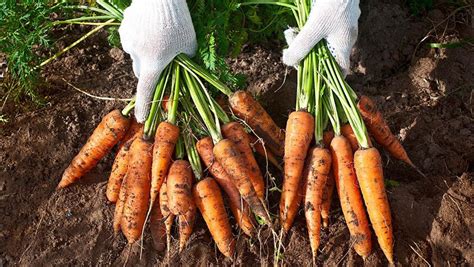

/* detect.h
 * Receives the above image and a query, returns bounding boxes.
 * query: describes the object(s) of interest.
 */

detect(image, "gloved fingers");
[130,53,141,78]
[134,64,165,123]
[284,28,298,46]
[326,25,358,76]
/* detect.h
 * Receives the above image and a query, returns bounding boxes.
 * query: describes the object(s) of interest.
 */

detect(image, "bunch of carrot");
[56,54,288,258]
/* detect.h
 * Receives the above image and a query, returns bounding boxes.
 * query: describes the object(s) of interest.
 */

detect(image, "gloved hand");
[119,0,197,122]
[282,0,360,76]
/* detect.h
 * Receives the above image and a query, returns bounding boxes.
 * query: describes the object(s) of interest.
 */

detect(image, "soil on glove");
[1,1,473,266]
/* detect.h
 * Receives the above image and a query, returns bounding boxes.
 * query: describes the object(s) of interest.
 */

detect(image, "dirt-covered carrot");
[116,119,141,151]
[330,136,372,258]
[357,95,415,169]
[305,147,331,261]
[196,137,255,237]
[248,134,281,170]
[113,175,128,234]
[150,198,166,252]
[159,180,174,252]
[106,124,143,203]
[214,139,272,224]
[280,111,314,232]
[120,137,153,243]
[193,178,235,258]
[178,206,196,252]
[229,90,285,157]
[341,123,359,152]
[150,121,180,206]
[167,160,194,216]
[58,109,130,188]
[222,122,265,201]
[321,131,335,227]
[354,147,394,263]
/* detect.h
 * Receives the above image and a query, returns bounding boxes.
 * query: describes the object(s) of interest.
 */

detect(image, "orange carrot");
[150,122,180,206]
[222,122,265,201]
[280,111,314,232]
[178,205,196,252]
[167,160,194,216]
[354,148,394,263]
[213,139,271,224]
[120,137,153,243]
[193,178,235,258]
[117,119,141,151]
[321,131,335,227]
[248,134,281,170]
[304,147,332,261]
[159,180,174,252]
[196,137,255,237]
[106,125,143,203]
[58,110,130,188]
[150,198,166,252]
[330,136,372,258]
[358,95,415,168]
[341,124,360,152]
[113,175,127,234]
[229,90,285,157]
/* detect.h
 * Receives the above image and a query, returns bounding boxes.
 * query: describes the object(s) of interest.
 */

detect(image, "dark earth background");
[1,0,473,266]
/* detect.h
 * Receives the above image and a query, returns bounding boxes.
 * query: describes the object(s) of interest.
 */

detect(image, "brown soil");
[1,1,473,266]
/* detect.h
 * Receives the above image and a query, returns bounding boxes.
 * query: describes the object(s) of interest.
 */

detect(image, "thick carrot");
[178,205,196,252]
[58,109,130,188]
[113,175,127,234]
[196,137,255,237]
[280,111,314,232]
[167,160,194,216]
[120,137,153,243]
[354,148,394,263]
[213,139,272,224]
[321,131,335,227]
[229,90,285,157]
[193,178,235,258]
[150,198,166,252]
[357,95,414,168]
[106,125,143,203]
[341,124,359,152]
[248,134,281,170]
[304,147,332,261]
[150,121,180,206]
[159,180,174,251]
[222,122,265,201]
[330,136,372,258]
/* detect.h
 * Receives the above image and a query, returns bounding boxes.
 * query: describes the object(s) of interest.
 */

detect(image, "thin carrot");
[321,131,335,227]
[330,136,372,258]
[357,95,416,170]
[113,174,127,234]
[106,125,143,203]
[159,180,174,253]
[196,137,255,237]
[213,139,272,224]
[248,134,282,171]
[304,147,332,261]
[280,111,314,232]
[341,123,360,152]
[150,198,166,252]
[178,205,196,252]
[58,109,130,188]
[193,178,235,258]
[117,119,141,151]
[150,121,180,206]
[229,90,285,157]
[222,122,265,201]
[354,147,394,263]
[167,160,194,216]
[120,137,153,243]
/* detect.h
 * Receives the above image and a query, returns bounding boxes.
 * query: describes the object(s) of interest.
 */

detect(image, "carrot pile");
[56,56,284,258]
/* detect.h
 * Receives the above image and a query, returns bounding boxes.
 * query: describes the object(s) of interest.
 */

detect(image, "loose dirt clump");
[1,1,473,265]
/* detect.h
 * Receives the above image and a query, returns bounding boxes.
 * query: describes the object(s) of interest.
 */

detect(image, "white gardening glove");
[282,0,360,76]
[119,0,197,122]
